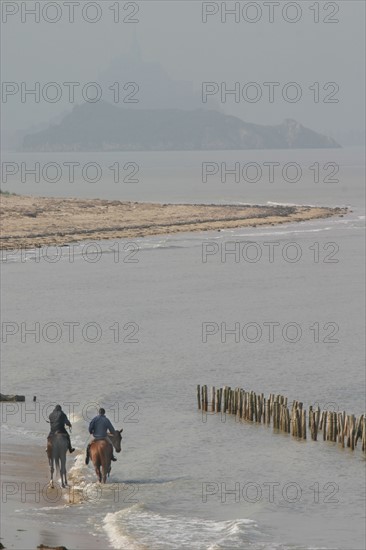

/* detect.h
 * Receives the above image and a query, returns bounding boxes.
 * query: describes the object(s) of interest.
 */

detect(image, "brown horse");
[89,429,123,483]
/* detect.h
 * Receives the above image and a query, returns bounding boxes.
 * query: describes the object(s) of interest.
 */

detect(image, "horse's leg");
[49,458,54,488]
[107,443,112,478]
[102,462,107,483]
[94,459,102,483]
[102,449,111,483]
[61,455,67,488]
[47,440,54,488]
[100,454,106,483]
[64,441,69,487]
[55,457,61,487]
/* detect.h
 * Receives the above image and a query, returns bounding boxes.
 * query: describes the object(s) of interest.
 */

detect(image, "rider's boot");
[67,434,75,453]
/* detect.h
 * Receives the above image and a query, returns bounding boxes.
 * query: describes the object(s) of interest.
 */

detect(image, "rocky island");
[22,102,340,152]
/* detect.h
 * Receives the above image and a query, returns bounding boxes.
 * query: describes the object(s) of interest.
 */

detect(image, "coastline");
[0,441,113,550]
[0,194,347,250]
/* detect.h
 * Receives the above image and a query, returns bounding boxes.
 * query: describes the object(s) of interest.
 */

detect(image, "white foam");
[102,504,339,549]
[103,504,257,549]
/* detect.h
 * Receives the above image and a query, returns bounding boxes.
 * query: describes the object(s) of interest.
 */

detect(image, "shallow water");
[1,148,365,549]
[2,147,365,207]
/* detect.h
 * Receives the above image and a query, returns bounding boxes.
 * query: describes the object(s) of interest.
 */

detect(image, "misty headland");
[22,102,340,152]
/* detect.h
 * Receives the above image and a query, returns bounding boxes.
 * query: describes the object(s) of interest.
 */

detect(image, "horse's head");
[111,429,123,453]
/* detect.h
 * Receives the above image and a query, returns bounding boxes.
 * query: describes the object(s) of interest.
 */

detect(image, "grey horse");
[47,433,69,488]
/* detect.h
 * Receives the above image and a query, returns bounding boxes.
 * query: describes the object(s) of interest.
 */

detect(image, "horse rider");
[85,407,117,464]
[47,404,75,453]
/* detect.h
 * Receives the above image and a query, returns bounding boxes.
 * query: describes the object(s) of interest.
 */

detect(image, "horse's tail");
[54,455,61,473]
[51,434,68,472]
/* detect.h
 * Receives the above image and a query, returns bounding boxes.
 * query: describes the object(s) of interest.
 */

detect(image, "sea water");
[1,147,365,549]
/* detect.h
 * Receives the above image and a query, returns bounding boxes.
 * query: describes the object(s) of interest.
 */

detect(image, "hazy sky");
[1,0,365,142]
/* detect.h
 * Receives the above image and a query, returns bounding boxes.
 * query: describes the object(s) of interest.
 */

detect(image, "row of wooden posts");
[197,385,366,453]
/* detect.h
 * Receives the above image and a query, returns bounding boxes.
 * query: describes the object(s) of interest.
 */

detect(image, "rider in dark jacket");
[85,408,117,464]
[48,404,75,453]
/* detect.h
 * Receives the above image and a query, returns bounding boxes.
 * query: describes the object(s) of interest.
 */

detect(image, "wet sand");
[0,194,347,250]
[0,443,112,550]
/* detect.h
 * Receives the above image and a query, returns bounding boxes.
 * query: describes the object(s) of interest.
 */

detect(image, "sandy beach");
[0,194,347,250]
[0,442,112,550]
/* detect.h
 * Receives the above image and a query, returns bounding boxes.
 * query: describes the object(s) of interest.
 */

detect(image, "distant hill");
[23,102,340,151]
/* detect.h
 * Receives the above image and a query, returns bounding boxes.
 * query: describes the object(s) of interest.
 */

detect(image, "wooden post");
[197,385,201,410]
[309,406,313,428]
[355,414,363,447]
[267,397,271,425]
[327,411,332,441]
[309,407,314,440]
[346,415,351,447]
[341,411,346,447]
[274,401,278,430]
[313,409,318,440]
[319,411,323,430]
[248,392,253,421]
[260,394,264,422]
[350,415,355,450]
[223,386,228,413]
[301,409,307,439]
[296,408,301,438]
[333,412,338,442]
[239,390,243,419]
[337,412,343,446]
[283,407,287,433]
[322,411,327,441]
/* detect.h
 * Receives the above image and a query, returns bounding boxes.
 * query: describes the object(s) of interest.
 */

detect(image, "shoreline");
[0,194,348,250]
[0,440,113,550]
